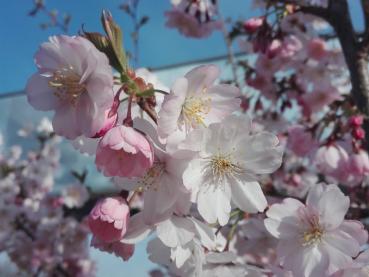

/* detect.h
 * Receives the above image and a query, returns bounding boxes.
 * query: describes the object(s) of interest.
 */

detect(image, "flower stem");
[123,96,134,126]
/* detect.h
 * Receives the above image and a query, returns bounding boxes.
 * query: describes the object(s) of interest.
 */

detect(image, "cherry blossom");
[20,3,369,276]
[26,35,114,139]
[181,114,283,225]
[95,125,154,178]
[158,64,241,140]
[265,183,368,276]
[165,0,222,38]
[88,197,130,243]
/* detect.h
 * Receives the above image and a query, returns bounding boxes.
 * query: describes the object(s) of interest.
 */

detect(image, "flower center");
[48,66,85,105]
[137,162,165,191]
[302,227,323,246]
[301,215,324,246]
[207,154,243,184]
[181,95,211,128]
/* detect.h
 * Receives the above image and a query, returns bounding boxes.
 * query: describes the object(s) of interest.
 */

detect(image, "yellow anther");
[48,66,85,105]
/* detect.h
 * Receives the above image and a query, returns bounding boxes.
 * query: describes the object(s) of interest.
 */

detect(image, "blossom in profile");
[26,35,114,139]
[95,125,154,178]
[88,197,130,243]
[264,183,368,277]
[181,114,283,225]
[165,0,221,38]
[314,144,349,182]
[158,64,241,140]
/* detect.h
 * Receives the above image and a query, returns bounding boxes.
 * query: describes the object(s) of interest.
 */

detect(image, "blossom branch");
[294,0,369,150]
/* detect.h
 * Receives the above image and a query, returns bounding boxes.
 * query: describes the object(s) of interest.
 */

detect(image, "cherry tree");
[5,0,369,275]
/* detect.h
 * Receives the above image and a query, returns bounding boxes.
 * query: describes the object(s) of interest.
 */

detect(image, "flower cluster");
[21,1,369,276]
[0,119,95,276]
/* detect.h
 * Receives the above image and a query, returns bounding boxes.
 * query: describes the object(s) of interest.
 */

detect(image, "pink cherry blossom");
[314,144,350,182]
[165,0,221,38]
[287,125,317,156]
[158,64,241,140]
[26,35,114,139]
[264,183,368,277]
[301,85,343,116]
[181,114,283,225]
[307,38,327,60]
[95,125,154,178]
[88,197,130,243]
[348,150,369,183]
[165,9,221,38]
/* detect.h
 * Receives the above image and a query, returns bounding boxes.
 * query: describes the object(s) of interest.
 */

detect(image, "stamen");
[206,153,243,184]
[301,215,324,246]
[302,227,323,246]
[180,86,213,129]
[181,94,211,129]
[48,66,85,105]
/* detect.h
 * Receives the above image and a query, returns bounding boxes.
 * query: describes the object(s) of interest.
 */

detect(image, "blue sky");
[0,0,256,94]
[0,1,364,94]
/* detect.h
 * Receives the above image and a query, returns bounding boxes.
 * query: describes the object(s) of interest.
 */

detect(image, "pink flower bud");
[349,150,369,175]
[315,144,350,182]
[352,127,365,140]
[307,38,326,60]
[350,115,364,127]
[88,197,130,243]
[95,125,154,178]
[243,17,264,33]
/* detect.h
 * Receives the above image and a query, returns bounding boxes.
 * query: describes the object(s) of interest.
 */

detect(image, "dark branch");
[298,0,369,150]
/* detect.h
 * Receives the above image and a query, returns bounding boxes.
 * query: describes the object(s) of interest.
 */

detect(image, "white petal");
[185,64,220,94]
[26,74,60,111]
[317,185,349,230]
[306,182,325,207]
[157,77,188,139]
[264,198,304,239]
[230,179,267,213]
[157,216,195,248]
[339,220,368,246]
[171,245,192,268]
[182,158,205,193]
[121,212,152,244]
[53,105,80,139]
[324,229,360,258]
[283,245,328,277]
[191,217,216,250]
[143,176,179,225]
[206,251,237,264]
[240,132,283,174]
[197,186,231,226]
